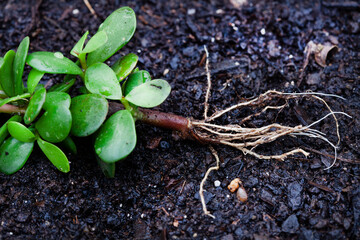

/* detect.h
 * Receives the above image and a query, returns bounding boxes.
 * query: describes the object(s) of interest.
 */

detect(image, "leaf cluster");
[0,7,171,177]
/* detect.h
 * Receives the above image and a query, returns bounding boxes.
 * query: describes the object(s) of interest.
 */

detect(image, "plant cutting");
[0,5,349,186]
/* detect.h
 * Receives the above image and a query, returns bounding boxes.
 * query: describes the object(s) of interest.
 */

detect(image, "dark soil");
[1,0,360,239]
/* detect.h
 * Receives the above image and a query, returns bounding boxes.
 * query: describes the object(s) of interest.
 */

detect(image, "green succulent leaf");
[0,115,22,144]
[37,138,70,173]
[70,94,108,137]
[87,7,136,65]
[71,31,89,57]
[0,137,34,175]
[0,57,4,68]
[13,37,30,96]
[96,155,115,178]
[48,78,76,93]
[60,136,77,155]
[112,53,138,81]
[26,51,83,75]
[84,62,122,100]
[24,87,46,124]
[82,31,108,54]
[7,121,36,142]
[123,70,151,96]
[125,79,171,108]
[35,105,72,143]
[0,50,16,97]
[27,69,44,94]
[42,91,71,110]
[0,92,31,107]
[95,110,136,163]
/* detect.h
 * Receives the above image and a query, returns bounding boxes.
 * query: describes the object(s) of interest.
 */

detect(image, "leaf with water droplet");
[95,110,136,163]
[0,137,34,175]
[70,94,108,137]
[7,121,36,142]
[26,51,83,75]
[42,92,71,110]
[122,70,151,96]
[24,86,46,124]
[112,53,138,81]
[125,79,171,108]
[87,7,136,65]
[37,138,70,173]
[27,69,45,94]
[13,36,29,96]
[35,105,72,143]
[85,62,122,100]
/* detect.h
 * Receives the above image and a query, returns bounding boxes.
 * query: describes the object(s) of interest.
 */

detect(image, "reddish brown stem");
[109,102,202,141]
[0,104,26,114]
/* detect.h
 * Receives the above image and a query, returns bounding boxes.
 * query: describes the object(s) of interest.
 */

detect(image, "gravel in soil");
[0,0,359,239]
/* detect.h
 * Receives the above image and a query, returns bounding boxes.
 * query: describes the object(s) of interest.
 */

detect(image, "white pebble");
[72,9,79,15]
[260,28,266,35]
[214,180,221,187]
[187,9,196,15]
[289,54,293,59]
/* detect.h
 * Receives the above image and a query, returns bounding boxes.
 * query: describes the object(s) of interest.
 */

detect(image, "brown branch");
[0,104,26,114]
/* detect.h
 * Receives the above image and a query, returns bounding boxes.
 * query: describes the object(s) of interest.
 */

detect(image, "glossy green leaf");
[95,110,136,163]
[71,31,89,57]
[132,67,139,73]
[0,93,31,107]
[0,115,22,144]
[123,70,151,96]
[82,31,108,54]
[37,138,70,173]
[0,137,34,175]
[0,50,16,97]
[35,106,72,143]
[26,51,83,75]
[42,92,71,110]
[27,69,44,94]
[96,155,115,178]
[87,7,136,65]
[70,94,108,137]
[7,121,36,142]
[0,57,4,68]
[112,53,138,81]
[13,37,29,96]
[24,87,46,124]
[125,79,171,108]
[60,136,77,155]
[48,78,76,93]
[84,63,122,100]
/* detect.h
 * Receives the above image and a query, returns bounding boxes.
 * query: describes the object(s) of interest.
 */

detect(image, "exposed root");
[195,48,351,217]
[199,146,219,219]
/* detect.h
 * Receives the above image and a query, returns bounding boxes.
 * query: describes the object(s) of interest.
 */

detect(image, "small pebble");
[214,180,221,187]
[187,9,196,15]
[72,9,79,15]
[260,28,266,35]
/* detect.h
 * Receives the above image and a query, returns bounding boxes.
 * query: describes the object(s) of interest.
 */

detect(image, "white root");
[197,46,350,218]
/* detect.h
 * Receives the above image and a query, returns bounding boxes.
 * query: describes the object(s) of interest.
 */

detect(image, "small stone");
[16,213,30,223]
[260,28,266,35]
[235,227,243,236]
[287,182,303,210]
[221,234,234,240]
[72,9,79,15]
[214,180,221,187]
[282,214,299,233]
[187,9,196,15]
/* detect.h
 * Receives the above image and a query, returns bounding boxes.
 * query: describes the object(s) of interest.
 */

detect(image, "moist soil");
[1,0,360,239]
